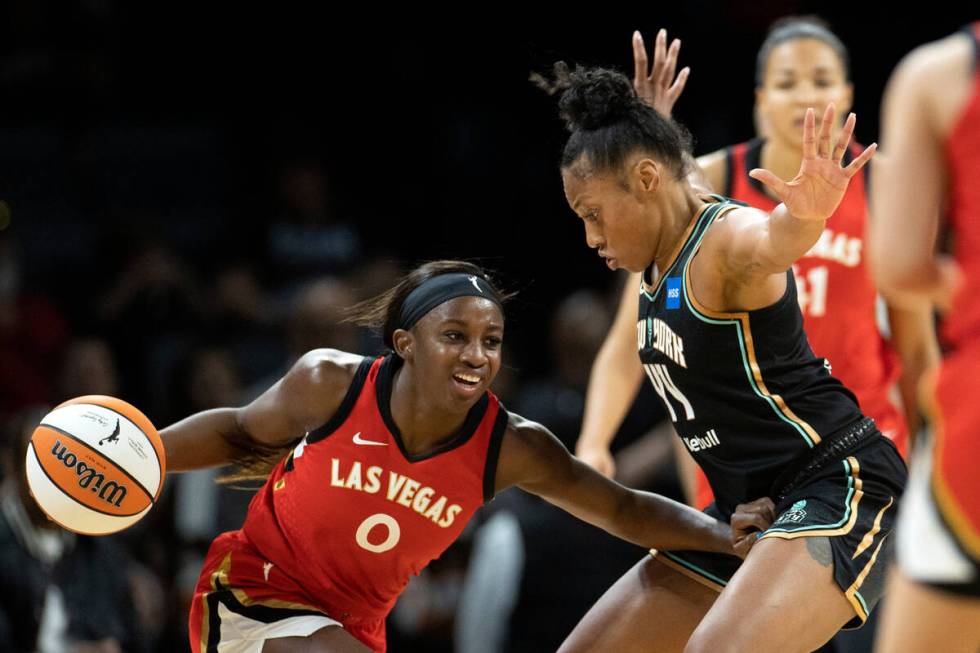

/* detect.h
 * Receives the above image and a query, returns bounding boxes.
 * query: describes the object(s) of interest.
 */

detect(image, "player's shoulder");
[502,411,565,457]
[891,32,974,93]
[288,349,368,398]
[705,198,768,238]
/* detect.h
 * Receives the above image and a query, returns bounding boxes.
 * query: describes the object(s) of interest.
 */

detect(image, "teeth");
[455,373,480,383]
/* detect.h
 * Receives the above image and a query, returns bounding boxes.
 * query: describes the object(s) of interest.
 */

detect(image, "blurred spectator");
[0,407,146,652]
[56,337,120,400]
[287,276,360,355]
[245,275,360,400]
[267,159,362,286]
[97,241,205,414]
[0,233,69,418]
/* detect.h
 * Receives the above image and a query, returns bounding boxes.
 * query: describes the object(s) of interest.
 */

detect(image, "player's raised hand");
[749,104,877,222]
[632,28,690,118]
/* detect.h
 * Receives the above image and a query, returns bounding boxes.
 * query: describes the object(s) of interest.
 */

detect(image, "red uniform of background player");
[163,260,770,653]
[872,22,980,653]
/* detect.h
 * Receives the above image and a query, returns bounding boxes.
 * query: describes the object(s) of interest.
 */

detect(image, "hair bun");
[538,63,637,132]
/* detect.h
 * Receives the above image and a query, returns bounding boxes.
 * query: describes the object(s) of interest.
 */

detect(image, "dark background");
[0,1,973,377]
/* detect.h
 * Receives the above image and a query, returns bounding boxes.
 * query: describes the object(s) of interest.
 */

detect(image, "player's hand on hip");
[577,445,616,478]
[730,497,776,559]
[632,28,689,118]
[749,104,877,222]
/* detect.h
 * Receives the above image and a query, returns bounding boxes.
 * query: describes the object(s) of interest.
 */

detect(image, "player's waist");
[767,417,879,503]
[240,529,397,625]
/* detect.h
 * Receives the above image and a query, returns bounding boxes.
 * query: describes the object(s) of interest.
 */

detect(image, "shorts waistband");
[770,417,877,503]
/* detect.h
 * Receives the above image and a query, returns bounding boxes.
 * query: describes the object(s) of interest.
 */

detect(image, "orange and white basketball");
[25,395,166,536]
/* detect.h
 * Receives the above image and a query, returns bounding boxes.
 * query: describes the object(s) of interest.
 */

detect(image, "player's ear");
[392,329,414,362]
[634,158,661,194]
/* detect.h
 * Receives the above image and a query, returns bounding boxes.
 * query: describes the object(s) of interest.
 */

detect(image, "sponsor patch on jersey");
[666,277,681,309]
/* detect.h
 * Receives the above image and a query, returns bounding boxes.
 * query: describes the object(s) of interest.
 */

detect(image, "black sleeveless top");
[637,195,862,517]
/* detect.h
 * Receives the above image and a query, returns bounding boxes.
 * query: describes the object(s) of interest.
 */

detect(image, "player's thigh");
[558,554,718,653]
[685,537,854,653]
[875,568,980,653]
[262,626,372,653]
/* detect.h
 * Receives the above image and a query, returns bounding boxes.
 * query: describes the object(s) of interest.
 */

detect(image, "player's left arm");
[887,303,940,447]
[494,412,772,558]
[710,105,875,282]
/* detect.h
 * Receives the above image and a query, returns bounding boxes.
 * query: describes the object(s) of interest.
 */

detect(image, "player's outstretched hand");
[749,104,876,222]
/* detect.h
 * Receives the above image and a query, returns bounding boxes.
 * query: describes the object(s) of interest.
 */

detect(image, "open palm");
[749,104,877,222]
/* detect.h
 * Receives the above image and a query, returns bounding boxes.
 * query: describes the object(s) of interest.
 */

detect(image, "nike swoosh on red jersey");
[352,432,388,446]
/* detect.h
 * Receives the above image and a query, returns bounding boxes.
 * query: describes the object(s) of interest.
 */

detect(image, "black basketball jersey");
[638,195,862,517]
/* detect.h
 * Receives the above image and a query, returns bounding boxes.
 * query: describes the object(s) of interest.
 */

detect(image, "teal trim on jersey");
[762,459,857,534]
[641,203,723,302]
[679,206,817,448]
[659,551,729,587]
[854,591,869,617]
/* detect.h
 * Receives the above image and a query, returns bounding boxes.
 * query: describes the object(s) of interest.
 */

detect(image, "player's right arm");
[575,273,645,477]
[161,349,360,472]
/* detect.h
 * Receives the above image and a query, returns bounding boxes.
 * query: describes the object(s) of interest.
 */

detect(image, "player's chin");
[617,258,646,273]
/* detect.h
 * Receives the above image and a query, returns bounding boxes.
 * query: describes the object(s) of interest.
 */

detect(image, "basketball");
[24,395,167,536]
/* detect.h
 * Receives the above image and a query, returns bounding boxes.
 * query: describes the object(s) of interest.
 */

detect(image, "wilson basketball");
[25,395,167,536]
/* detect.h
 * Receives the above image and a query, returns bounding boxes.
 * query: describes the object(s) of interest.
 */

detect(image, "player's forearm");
[577,340,644,452]
[161,408,250,472]
[613,489,733,555]
[763,203,827,271]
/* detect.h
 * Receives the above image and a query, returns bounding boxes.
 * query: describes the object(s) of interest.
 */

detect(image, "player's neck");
[652,184,705,274]
[389,367,469,453]
[760,138,803,189]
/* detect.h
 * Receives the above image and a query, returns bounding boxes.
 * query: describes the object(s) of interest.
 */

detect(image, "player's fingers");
[744,497,776,523]
[833,112,856,163]
[801,107,817,160]
[667,67,690,101]
[633,31,649,86]
[844,142,877,178]
[748,168,790,199]
[731,510,769,534]
[652,28,668,80]
[817,103,835,159]
[661,38,680,87]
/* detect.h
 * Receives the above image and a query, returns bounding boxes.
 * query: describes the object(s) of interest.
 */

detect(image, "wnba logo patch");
[666,278,681,309]
[775,500,808,525]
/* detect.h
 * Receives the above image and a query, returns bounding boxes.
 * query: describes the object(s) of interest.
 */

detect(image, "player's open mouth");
[453,373,481,387]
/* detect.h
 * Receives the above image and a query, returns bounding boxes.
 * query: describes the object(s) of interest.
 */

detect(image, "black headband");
[397,273,502,331]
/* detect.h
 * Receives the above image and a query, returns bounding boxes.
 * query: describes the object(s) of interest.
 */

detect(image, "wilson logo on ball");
[50,439,128,507]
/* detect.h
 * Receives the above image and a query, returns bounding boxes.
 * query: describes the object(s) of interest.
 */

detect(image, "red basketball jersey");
[691,142,906,509]
[930,22,980,559]
[240,355,507,650]
[942,22,980,352]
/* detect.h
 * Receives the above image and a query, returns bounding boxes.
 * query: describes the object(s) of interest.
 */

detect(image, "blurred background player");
[870,22,980,653]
